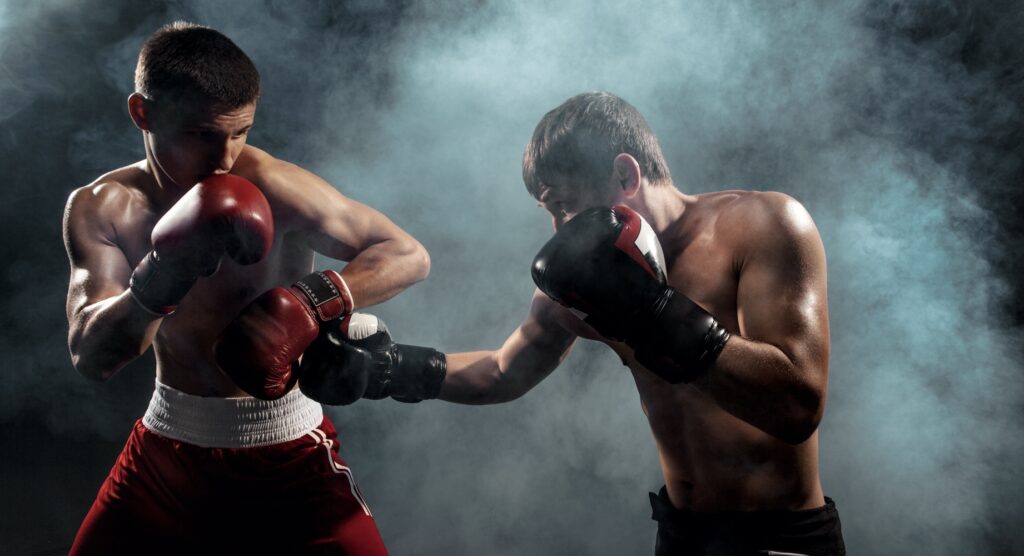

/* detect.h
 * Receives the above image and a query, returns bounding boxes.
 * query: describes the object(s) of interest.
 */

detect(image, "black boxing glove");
[531,205,730,383]
[299,313,446,405]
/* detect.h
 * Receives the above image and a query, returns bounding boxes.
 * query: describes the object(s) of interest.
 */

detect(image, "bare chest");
[554,221,753,454]
[113,195,314,386]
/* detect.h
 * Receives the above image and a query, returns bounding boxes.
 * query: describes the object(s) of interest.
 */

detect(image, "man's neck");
[628,183,693,238]
[140,138,185,211]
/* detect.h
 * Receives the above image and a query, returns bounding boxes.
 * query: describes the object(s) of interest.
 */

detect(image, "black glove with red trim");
[531,205,729,383]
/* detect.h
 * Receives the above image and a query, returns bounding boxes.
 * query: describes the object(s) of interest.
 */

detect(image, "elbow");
[70,351,116,383]
[777,414,821,445]
[68,331,107,381]
[409,240,431,284]
[485,383,527,404]
[68,332,132,383]
[777,387,825,445]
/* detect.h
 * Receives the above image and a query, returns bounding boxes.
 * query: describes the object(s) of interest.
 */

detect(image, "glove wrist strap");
[129,251,197,316]
[633,289,730,383]
[293,270,354,321]
[391,345,447,403]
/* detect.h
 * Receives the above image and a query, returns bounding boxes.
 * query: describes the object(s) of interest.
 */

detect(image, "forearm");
[340,237,429,309]
[69,290,161,381]
[439,351,538,405]
[691,336,824,444]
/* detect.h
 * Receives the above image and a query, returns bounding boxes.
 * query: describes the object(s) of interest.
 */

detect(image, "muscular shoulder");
[64,166,151,243]
[714,190,823,269]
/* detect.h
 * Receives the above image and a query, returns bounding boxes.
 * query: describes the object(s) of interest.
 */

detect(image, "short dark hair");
[134,21,260,109]
[522,92,671,198]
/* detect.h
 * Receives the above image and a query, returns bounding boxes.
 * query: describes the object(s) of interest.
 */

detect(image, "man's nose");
[209,139,234,174]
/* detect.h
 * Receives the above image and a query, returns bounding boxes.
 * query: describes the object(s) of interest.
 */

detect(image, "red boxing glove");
[129,175,274,315]
[215,270,354,400]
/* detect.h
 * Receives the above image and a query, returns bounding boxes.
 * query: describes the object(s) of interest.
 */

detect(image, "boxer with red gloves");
[63,22,427,555]
[129,174,273,316]
[307,92,844,555]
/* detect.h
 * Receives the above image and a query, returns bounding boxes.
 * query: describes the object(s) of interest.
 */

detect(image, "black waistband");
[649,486,839,526]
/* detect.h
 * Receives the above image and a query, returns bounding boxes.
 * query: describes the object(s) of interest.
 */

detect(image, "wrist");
[128,251,198,316]
[291,270,354,322]
[389,345,447,403]
[634,288,730,383]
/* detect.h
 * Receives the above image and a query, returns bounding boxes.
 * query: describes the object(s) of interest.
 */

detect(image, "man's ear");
[127,93,152,131]
[612,153,642,198]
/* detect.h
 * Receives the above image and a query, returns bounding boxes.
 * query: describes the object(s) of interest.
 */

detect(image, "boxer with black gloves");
[63,22,427,555]
[307,92,845,555]
[531,204,730,384]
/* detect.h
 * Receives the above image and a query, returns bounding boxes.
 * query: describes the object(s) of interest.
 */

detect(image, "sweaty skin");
[64,100,429,396]
[441,164,829,513]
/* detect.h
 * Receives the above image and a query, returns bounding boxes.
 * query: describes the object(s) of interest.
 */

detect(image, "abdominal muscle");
[627,351,826,512]
[150,233,315,398]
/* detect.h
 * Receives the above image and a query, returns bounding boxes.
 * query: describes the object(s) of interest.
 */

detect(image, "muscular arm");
[440,290,577,404]
[64,186,161,381]
[693,193,830,444]
[267,160,430,309]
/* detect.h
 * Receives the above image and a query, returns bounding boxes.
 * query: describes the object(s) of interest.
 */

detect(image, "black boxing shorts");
[649,486,846,555]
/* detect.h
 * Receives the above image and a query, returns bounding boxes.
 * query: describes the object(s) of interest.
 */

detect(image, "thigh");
[70,421,199,555]
[229,419,388,556]
[292,422,387,555]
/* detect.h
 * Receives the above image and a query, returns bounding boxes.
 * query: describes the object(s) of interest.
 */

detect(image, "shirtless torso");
[64,145,427,396]
[65,24,432,554]
[552,190,827,512]
[441,186,830,514]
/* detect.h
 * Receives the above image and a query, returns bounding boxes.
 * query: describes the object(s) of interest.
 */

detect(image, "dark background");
[1,1,1022,554]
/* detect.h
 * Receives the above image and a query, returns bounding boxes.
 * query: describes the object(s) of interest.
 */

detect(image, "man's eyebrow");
[185,122,254,133]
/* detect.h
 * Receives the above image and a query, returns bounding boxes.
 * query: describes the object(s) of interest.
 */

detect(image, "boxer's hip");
[142,379,323,448]
[650,486,846,555]
[72,383,380,555]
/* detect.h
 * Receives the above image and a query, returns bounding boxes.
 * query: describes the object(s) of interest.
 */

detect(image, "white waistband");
[142,380,323,448]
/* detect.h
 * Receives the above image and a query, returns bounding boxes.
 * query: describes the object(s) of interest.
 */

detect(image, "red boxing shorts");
[70,380,388,555]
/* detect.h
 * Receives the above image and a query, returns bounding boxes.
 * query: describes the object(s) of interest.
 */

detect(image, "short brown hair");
[134,21,260,109]
[522,92,671,198]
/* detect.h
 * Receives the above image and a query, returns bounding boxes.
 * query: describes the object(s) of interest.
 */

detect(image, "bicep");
[277,162,417,261]
[734,198,829,371]
[495,290,578,386]
[308,195,411,261]
[63,191,132,321]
